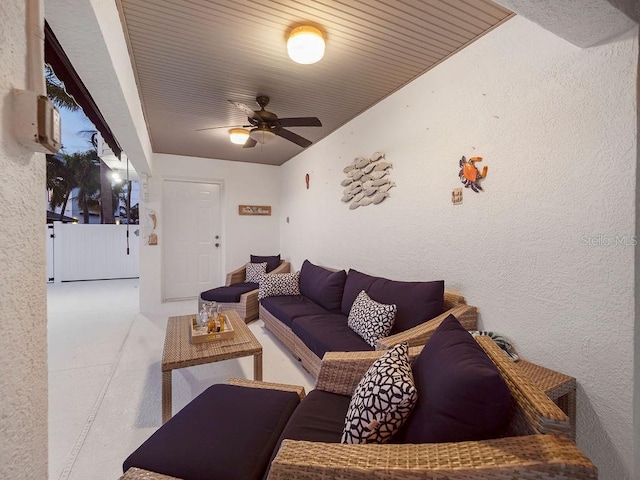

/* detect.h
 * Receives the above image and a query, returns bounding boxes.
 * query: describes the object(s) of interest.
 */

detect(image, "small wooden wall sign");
[239,205,272,216]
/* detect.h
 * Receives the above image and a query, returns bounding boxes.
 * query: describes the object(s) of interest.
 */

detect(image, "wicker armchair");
[268,336,596,479]
[199,260,290,322]
[120,337,596,480]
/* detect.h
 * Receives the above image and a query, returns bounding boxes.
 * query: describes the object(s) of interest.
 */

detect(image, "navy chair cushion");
[200,282,258,303]
[265,390,350,478]
[251,254,281,273]
[292,314,373,359]
[299,260,347,312]
[260,295,329,328]
[396,314,512,444]
[123,384,300,480]
[341,269,444,334]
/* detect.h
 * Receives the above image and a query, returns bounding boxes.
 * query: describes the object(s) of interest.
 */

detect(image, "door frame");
[161,176,226,303]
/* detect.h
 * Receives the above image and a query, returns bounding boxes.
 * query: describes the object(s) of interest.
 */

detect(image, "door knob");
[215,243,220,248]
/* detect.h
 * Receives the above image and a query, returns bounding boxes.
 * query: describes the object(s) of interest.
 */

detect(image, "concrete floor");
[47,279,315,480]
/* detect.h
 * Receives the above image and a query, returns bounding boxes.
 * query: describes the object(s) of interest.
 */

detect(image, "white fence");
[47,222,139,282]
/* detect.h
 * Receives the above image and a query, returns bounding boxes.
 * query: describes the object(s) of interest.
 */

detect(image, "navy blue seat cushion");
[261,295,329,328]
[396,315,512,444]
[123,384,300,480]
[277,389,350,443]
[200,282,258,303]
[265,390,350,478]
[292,314,373,359]
[299,260,347,312]
[341,269,444,334]
[251,254,281,273]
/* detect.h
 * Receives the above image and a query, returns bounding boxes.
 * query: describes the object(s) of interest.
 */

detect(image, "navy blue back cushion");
[341,269,444,334]
[123,384,300,480]
[251,254,281,273]
[397,315,512,444]
[299,260,347,312]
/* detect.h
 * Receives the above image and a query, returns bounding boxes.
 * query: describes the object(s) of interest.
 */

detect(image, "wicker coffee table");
[161,310,263,423]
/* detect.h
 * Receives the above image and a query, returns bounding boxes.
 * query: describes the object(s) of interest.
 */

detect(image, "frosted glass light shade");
[250,128,276,144]
[287,26,325,65]
[229,128,250,145]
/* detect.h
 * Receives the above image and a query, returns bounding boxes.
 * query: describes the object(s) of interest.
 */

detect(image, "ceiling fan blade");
[242,137,258,148]
[196,124,249,132]
[277,117,322,127]
[229,100,257,119]
[275,128,312,148]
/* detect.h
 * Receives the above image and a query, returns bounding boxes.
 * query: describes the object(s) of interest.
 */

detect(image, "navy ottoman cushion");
[299,260,347,312]
[396,315,512,444]
[261,295,329,328]
[200,282,258,303]
[123,384,300,480]
[292,314,373,359]
[341,269,444,334]
[251,254,281,273]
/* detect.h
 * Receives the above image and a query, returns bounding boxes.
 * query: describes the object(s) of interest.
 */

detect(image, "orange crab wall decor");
[459,156,488,192]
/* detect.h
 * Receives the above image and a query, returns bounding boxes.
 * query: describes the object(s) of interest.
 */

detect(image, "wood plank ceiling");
[117,0,513,165]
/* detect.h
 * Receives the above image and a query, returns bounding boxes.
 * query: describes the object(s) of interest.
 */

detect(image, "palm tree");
[65,150,101,224]
[46,153,77,220]
[46,150,100,223]
[45,64,79,112]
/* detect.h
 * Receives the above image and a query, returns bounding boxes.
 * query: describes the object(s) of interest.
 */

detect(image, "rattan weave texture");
[161,310,262,422]
[227,377,306,400]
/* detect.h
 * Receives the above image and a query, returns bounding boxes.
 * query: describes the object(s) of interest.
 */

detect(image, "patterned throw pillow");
[347,290,396,347]
[258,272,301,300]
[245,262,267,284]
[342,342,417,444]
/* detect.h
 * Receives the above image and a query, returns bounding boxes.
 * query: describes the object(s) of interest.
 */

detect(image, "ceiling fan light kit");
[250,128,276,144]
[287,25,325,64]
[219,95,321,149]
[229,128,250,145]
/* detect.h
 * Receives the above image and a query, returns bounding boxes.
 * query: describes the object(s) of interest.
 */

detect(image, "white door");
[163,180,222,301]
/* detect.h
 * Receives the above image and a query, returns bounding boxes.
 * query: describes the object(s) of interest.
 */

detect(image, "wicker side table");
[516,359,576,440]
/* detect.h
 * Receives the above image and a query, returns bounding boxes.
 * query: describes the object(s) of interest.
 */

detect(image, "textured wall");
[0,1,48,478]
[280,17,637,480]
[140,153,281,311]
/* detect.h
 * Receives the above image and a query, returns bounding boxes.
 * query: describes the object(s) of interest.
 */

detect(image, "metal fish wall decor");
[340,152,394,209]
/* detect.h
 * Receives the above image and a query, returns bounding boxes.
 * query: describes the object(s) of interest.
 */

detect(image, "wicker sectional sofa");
[121,318,596,480]
[260,260,478,377]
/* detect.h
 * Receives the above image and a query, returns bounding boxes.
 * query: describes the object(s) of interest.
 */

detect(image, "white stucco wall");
[139,153,281,312]
[0,1,48,478]
[280,16,638,480]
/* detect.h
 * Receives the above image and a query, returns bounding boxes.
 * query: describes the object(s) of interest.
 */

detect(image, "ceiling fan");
[197,95,322,148]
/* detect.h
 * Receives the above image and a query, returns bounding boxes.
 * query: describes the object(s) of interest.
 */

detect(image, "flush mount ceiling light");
[250,127,276,144]
[229,128,250,145]
[287,25,325,65]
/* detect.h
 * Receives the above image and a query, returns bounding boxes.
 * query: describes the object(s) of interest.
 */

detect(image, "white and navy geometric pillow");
[347,290,397,347]
[258,271,301,300]
[245,262,267,284]
[341,342,417,444]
